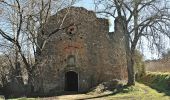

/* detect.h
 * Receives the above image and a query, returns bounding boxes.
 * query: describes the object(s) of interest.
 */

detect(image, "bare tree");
[0,0,77,94]
[94,0,170,85]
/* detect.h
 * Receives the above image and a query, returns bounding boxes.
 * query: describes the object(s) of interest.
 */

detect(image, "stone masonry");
[34,7,127,94]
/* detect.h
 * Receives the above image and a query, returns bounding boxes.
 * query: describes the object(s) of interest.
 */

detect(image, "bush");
[134,50,145,79]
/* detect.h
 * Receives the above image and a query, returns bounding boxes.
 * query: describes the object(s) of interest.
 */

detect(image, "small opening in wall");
[70,28,74,31]
[69,37,72,40]
[67,25,77,36]
[64,59,66,62]
[69,32,72,35]
[65,71,78,91]
[80,37,83,39]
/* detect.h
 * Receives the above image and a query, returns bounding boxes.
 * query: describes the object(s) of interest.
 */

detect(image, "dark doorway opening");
[65,71,78,91]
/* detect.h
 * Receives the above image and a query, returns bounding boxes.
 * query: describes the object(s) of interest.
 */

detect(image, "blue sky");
[74,0,115,32]
[74,0,95,10]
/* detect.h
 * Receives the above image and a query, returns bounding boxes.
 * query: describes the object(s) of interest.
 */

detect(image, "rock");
[89,79,124,94]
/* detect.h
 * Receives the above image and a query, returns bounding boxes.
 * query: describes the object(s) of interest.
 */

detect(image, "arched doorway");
[65,71,78,91]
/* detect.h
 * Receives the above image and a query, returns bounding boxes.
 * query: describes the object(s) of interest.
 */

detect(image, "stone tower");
[34,7,127,94]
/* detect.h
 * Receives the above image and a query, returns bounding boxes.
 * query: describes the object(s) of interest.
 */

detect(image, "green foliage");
[108,83,170,100]
[138,72,170,95]
[134,50,145,78]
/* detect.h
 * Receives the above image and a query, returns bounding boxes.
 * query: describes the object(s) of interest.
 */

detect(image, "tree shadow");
[5,80,126,99]
[76,85,128,100]
[76,92,116,100]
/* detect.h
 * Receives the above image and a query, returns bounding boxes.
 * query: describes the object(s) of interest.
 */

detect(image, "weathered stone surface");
[34,7,127,94]
[89,79,123,94]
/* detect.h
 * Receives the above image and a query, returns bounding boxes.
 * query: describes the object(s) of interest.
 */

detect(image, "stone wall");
[34,7,127,94]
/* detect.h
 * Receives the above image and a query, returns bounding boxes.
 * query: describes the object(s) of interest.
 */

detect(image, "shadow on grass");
[76,85,129,100]
[25,86,125,100]
[76,93,115,100]
[5,82,127,99]
[137,81,170,96]
[76,85,132,100]
[4,91,86,99]
[27,91,86,98]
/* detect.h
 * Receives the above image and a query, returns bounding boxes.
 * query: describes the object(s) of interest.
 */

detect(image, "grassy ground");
[7,82,170,100]
[138,72,170,95]
[102,83,170,100]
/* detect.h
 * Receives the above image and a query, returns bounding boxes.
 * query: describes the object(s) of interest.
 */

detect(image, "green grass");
[138,71,170,95]
[104,83,170,100]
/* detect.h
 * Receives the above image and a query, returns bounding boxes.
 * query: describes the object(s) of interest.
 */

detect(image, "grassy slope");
[105,83,170,100]
[8,82,170,100]
[138,72,170,95]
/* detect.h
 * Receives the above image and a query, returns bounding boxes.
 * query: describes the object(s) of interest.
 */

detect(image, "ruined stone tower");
[34,7,127,94]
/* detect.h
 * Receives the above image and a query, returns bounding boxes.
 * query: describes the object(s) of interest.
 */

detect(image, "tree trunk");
[116,15,136,86]
[15,62,24,85]
[26,71,34,95]
[123,19,135,86]
[14,45,24,86]
[126,2,139,86]
[127,51,135,86]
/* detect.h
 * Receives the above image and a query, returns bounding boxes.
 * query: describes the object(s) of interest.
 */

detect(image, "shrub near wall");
[134,50,146,80]
[138,72,170,95]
